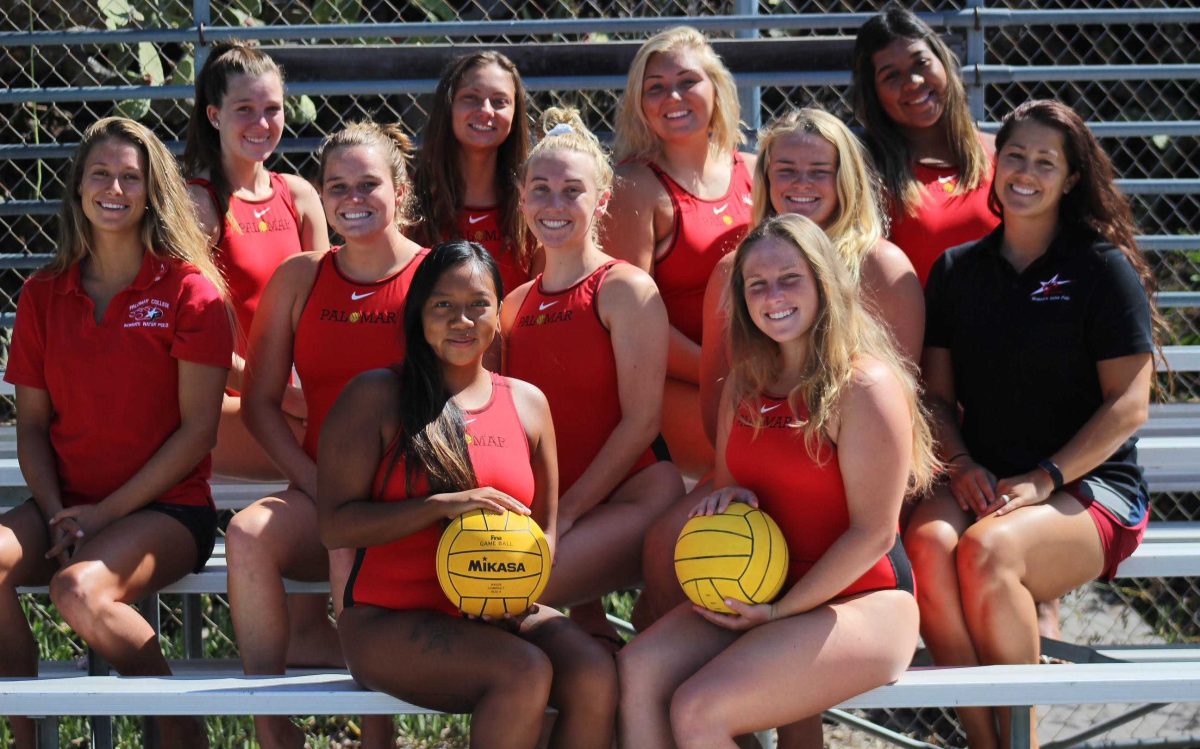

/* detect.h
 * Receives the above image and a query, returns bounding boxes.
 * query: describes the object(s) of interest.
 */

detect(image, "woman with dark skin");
[320,241,617,749]
[905,100,1158,749]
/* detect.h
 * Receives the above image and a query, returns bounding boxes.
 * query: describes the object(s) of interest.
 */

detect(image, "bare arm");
[699,253,734,445]
[922,345,997,514]
[860,239,924,363]
[991,353,1151,517]
[281,174,331,254]
[600,162,664,274]
[509,379,559,558]
[318,369,532,549]
[186,183,223,246]
[556,266,669,533]
[241,254,321,497]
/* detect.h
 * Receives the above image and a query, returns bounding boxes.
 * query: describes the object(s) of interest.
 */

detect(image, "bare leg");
[211,393,303,481]
[904,485,997,749]
[225,489,337,749]
[669,591,918,749]
[50,510,209,748]
[617,603,740,747]
[957,494,1105,749]
[0,503,57,748]
[339,606,553,749]
[633,482,712,631]
[541,462,683,608]
[662,378,713,480]
[522,606,617,749]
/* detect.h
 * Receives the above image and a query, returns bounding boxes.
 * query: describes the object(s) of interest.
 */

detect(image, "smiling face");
[767,132,840,229]
[451,62,517,154]
[78,137,148,243]
[740,235,822,347]
[320,144,401,241]
[993,120,1077,223]
[207,71,285,165]
[871,38,949,132]
[639,48,716,144]
[519,148,608,253]
[423,260,501,369]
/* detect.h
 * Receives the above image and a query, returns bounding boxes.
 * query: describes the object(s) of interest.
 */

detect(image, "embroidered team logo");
[254,207,271,232]
[712,202,734,226]
[937,174,957,193]
[125,298,171,328]
[1030,274,1073,302]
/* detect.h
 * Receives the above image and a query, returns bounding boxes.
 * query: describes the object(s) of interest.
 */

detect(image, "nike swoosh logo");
[467,215,487,224]
[254,207,271,219]
[465,418,477,425]
[937,175,955,184]
[350,291,376,301]
[713,203,728,215]
[538,301,558,311]
[743,195,753,205]
[760,404,782,413]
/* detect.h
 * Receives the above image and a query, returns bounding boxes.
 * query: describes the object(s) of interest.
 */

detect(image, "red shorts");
[1066,480,1149,580]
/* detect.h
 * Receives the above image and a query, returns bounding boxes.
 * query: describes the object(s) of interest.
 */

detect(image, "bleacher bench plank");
[2,662,1198,717]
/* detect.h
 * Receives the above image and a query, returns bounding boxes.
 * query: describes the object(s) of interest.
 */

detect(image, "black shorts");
[26,499,218,573]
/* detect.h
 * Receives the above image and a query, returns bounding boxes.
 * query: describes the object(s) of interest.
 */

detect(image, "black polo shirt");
[925,225,1153,524]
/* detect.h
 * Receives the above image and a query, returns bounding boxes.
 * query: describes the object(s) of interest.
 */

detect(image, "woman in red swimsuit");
[618,214,936,749]
[502,108,684,643]
[228,122,426,749]
[604,26,756,478]
[183,40,327,479]
[410,51,534,298]
[321,241,616,749]
[852,6,997,287]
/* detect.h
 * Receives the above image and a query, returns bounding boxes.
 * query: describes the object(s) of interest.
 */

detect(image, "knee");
[904,518,960,570]
[49,564,106,628]
[669,679,725,747]
[957,523,1020,587]
[224,506,273,565]
[494,642,553,709]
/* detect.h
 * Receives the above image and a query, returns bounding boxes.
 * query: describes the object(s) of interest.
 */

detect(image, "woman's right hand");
[946,454,997,516]
[690,485,759,517]
[430,487,531,518]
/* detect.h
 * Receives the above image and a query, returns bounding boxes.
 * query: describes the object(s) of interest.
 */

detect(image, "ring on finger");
[1001,494,1011,505]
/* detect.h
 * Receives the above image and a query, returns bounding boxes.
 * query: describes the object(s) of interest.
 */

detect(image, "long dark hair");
[990,99,1164,348]
[393,240,504,493]
[852,4,988,216]
[410,53,531,265]
[182,41,284,221]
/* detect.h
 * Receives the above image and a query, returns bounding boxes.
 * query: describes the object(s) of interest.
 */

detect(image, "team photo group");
[0,4,1159,748]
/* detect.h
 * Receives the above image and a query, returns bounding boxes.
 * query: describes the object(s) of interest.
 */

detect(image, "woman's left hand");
[985,470,1055,518]
[694,598,776,631]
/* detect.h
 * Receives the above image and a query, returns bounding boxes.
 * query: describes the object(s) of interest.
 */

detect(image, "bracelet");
[1037,459,1065,491]
[946,451,970,464]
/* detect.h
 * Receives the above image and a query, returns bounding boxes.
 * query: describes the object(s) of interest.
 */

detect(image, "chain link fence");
[3,2,1199,747]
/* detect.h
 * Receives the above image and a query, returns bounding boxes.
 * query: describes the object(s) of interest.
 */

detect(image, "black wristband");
[946,451,969,464]
[1037,459,1065,491]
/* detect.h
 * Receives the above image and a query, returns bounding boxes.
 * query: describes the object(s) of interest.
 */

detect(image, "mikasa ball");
[674,502,789,614]
[436,509,551,617]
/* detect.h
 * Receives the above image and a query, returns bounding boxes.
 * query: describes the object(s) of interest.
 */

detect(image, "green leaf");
[285,95,317,125]
[1152,134,1171,150]
[312,0,360,24]
[98,0,133,29]
[115,98,151,120]
[171,52,195,87]
[137,42,164,86]
[409,0,457,23]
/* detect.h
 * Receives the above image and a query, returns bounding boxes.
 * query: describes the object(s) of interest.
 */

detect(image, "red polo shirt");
[5,252,233,508]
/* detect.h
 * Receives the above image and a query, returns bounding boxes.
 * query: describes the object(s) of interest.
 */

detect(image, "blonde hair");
[520,107,613,245]
[613,27,745,163]
[316,121,416,228]
[55,117,227,298]
[727,214,937,495]
[751,108,888,282]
